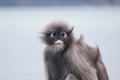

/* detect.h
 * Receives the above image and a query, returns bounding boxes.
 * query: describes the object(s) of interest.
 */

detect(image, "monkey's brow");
[45,30,56,35]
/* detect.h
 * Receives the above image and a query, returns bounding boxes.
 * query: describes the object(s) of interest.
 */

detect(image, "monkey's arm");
[44,48,59,80]
[46,63,59,80]
[96,48,109,80]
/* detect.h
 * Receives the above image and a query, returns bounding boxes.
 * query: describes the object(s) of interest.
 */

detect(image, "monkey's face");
[42,26,73,50]
[48,31,68,49]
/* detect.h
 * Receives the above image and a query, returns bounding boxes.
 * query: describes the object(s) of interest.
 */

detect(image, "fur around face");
[41,21,74,47]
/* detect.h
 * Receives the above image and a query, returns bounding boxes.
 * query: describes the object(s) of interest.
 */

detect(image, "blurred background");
[0,0,120,80]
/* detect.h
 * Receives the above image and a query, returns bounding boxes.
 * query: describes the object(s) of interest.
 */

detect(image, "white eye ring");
[60,32,67,38]
[50,32,57,38]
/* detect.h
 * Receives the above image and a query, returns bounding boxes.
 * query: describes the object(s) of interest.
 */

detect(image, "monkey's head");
[41,21,74,51]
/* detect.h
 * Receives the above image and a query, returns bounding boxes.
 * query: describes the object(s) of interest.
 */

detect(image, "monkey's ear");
[69,26,74,34]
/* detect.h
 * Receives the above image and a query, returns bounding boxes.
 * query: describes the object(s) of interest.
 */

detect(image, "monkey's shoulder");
[75,36,101,63]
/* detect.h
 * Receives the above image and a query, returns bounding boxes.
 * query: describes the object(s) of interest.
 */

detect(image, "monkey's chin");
[54,44,64,50]
[54,40,64,50]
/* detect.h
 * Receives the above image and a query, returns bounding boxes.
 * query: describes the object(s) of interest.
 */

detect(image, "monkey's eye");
[60,32,67,38]
[50,32,57,38]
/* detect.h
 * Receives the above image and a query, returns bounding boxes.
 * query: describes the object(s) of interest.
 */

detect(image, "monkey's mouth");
[54,40,64,48]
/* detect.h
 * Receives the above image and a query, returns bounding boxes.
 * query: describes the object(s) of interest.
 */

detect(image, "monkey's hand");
[65,74,78,80]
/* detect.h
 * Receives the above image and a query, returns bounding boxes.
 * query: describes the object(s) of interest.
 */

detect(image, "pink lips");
[55,40,63,44]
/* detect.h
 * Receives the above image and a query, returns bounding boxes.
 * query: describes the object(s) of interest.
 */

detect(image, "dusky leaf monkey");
[41,21,109,80]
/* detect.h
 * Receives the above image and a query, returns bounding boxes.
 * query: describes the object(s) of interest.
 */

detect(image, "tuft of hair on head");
[41,21,73,37]
[40,21,74,46]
